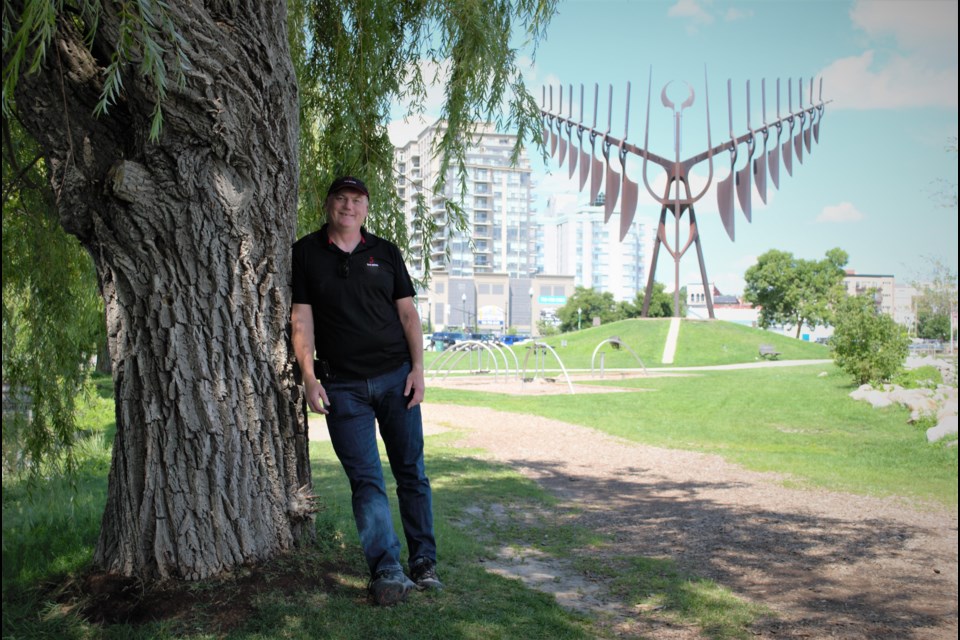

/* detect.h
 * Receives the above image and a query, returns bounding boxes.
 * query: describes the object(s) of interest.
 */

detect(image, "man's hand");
[303,376,330,414]
[404,365,425,409]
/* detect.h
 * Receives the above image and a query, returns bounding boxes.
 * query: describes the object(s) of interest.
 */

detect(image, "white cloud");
[820,0,958,110]
[820,50,958,109]
[850,0,958,64]
[816,202,865,223]
[667,0,714,26]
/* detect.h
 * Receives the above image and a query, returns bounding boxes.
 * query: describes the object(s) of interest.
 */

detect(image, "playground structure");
[541,70,827,318]
[427,340,519,383]
[591,336,647,377]
[427,337,650,395]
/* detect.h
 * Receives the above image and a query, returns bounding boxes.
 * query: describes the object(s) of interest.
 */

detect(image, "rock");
[849,385,875,401]
[926,415,959,443]
[865,390,893,408]
[890,388,938,419]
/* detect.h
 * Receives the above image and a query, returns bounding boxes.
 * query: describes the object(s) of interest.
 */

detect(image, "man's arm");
[396,296,425,409]
[291,303,329,414]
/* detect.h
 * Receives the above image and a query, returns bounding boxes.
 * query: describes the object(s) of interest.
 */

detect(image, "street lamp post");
[528,287,534,336]
[578,307,582,331]
[461,293,467,333]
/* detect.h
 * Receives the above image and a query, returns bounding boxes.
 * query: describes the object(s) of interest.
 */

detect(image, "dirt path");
[418,400,958,639]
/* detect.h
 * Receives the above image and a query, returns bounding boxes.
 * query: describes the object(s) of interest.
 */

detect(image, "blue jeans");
[324,362,436,576]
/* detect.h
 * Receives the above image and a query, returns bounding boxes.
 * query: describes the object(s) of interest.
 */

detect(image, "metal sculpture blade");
[588,85,603,203]
[735,81,753,222]
[548,85,557,157]
[578,85,590,190]
[813,78,823,143]
[566,85,577,177]
[590,142,604,204]
[768,135,781,189]
[716,79,737,240]
[736,164,752,222]
[557,100,567,168]
[619,82,639,240]
[620,148,639,240]
[754,79,769,204]
[781,80,794,175]
[541,86,550,151]
[781,127,793,176]
[603,85,620,220]
[717,168,736,241]
[794,120,804,164]
[793,79,805,164]
[604,144,620,219]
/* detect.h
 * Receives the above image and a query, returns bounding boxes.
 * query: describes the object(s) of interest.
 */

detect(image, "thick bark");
[13,1,313,580]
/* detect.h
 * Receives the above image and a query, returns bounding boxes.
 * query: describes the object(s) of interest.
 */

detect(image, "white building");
[843,272,896,317]
[894,283,921,333]
[393,121,535,280]
[539,192,650,301]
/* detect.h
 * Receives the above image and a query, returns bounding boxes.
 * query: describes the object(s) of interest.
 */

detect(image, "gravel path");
[420,399,958,639]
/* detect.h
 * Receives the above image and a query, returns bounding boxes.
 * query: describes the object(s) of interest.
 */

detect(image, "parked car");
[430,331,467,349]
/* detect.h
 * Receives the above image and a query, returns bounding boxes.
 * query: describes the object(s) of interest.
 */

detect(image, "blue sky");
[392,0,958,294]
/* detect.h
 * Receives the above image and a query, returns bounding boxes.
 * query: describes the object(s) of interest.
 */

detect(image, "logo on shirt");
[366,257,380,268]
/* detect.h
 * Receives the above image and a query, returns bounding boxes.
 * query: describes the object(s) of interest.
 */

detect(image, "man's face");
[326,189,369,230]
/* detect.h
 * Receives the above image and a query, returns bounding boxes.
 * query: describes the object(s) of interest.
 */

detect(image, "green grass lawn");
[2,322,954,639]
[427,363,957,507]
[425,319,831,373]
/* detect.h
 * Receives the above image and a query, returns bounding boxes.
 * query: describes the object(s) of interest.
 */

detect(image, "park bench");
[758,344,781,360]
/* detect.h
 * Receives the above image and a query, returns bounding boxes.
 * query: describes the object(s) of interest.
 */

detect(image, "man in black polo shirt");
[291,176,441,606]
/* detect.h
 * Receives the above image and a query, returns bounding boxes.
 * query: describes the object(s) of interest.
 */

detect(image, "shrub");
[892,365,943,389]
[831,293,910,385]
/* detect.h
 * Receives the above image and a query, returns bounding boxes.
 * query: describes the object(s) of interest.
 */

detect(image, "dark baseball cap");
[327,176,369,197]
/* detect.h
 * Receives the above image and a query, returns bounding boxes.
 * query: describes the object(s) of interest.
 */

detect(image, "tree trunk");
[13,1,313,580]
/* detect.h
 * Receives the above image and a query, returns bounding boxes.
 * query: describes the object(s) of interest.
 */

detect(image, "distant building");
[539,192,650,301]
[417,273,575,337]
[393,121,535,280]
[843,271,895,317]
[894,283,921,333]
[686,283,758,326]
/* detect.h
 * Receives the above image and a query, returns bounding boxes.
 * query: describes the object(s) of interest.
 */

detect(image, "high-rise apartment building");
[393,121,535,280]
[539,192,650,302]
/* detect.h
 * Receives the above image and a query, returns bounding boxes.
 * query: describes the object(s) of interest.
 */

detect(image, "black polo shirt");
[291,225,416,380]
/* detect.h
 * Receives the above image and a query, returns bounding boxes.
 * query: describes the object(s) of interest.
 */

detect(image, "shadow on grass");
[7,426,949,639]
[487,454,952,639]
[3,449,598,640]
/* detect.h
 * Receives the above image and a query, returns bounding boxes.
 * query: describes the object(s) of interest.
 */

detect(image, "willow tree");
[2,116,103,475]
[3,0,555,580]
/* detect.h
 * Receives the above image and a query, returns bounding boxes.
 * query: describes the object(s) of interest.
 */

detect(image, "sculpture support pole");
[689,207,715,318]
[641,207,668,317]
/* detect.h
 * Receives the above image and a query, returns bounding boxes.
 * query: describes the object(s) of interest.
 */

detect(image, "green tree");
[831,292,910,385]
[627,281,682,318]
[912,259,957,343]
[743,248,848,338]
[2,118,103,475]
[556,287,619,332]
[918,310,951,342]
[4,0,556,581]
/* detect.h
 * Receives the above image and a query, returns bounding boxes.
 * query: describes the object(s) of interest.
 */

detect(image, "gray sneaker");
[368,569,416,606]
[410,558,444,591]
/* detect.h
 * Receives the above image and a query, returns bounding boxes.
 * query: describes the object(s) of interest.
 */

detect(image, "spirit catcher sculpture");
[541,70,826,317]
